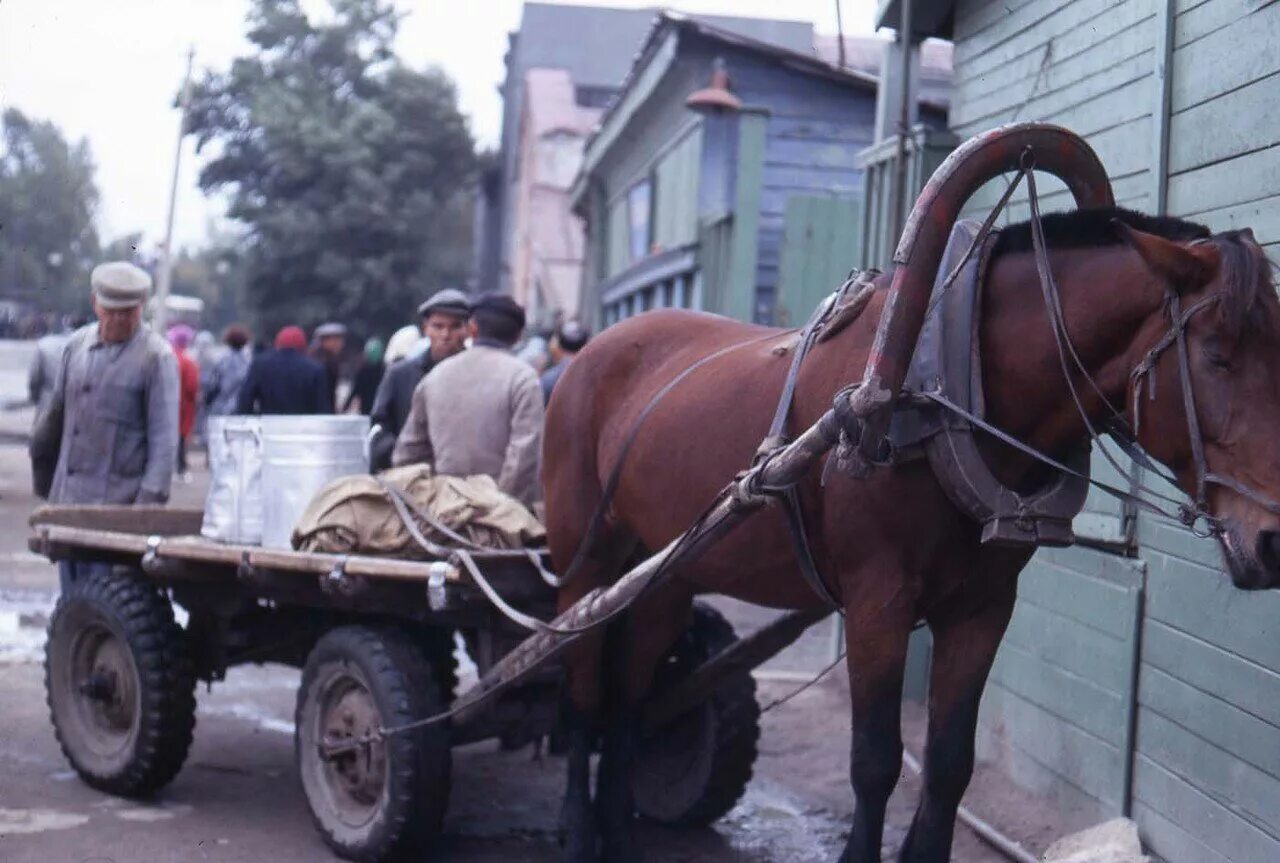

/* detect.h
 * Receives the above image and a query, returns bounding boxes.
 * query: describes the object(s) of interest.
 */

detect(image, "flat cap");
[314,322,347,338]
[90,261,152,309]
[470,292,526,329]
[417,288,471,318]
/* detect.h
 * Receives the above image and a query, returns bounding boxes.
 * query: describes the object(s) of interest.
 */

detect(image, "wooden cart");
[30,504,821,861]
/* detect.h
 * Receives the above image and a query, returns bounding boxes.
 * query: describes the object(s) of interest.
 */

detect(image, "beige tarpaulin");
[292,464,545,556]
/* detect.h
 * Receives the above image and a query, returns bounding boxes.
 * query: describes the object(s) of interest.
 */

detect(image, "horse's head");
[1119,224,1280,589]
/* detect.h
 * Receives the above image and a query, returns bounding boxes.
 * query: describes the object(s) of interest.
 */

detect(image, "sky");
[0,1,879,252]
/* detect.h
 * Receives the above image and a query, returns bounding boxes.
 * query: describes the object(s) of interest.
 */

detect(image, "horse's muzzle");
[1221,528,1280,590]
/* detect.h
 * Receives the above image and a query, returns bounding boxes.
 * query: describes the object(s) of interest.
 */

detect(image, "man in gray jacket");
[30,262,180,589]
[392,293,544,507]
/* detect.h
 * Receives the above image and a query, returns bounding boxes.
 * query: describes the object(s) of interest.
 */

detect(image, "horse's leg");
[559,617,605,862]
[898,568,1019,863]
[839,592,915,863]
[594,585,694,863]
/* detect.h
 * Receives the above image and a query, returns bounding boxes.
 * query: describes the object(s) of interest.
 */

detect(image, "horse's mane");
[992,206,1210,255]
[993,206,1274,339]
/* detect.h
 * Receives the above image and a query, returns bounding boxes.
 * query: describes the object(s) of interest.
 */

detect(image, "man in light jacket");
[393,293,544,507]
[29,262,180,591]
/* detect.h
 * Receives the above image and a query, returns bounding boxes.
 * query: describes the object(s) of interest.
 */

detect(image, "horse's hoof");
[558,824,599,863]
[600,839,642,863]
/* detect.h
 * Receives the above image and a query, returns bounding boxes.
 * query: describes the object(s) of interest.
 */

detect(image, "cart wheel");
[45,568,196,797]
[632,602,760,827]
[296,626,451,862]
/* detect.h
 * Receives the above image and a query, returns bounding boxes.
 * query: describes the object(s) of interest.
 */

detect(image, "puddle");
[202,702,295,735]
[0,806,90,835]
[112,802,194,823]
[717,782,848,861]
[0,590,54,665]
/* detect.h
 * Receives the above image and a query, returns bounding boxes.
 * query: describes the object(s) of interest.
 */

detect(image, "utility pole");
[834,0,846,68]
[154,47,195,332]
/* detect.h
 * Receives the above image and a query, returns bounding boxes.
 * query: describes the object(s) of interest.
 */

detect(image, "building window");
[575,85,617,109]
[626,179,652,264]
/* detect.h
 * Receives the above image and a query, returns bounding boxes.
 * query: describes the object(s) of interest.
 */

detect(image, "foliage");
[0,109,101,312]
[187,0,477,337]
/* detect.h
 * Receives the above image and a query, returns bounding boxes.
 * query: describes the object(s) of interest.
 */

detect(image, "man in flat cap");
[393,292,544,507]
[311,321,347,410]
[368,288,470,471]
[30,261,180,590]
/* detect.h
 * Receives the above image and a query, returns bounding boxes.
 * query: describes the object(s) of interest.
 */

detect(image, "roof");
[508,3,814,89]
[813,34,954,109]
[590,11,882,138]
[875,0,957,40]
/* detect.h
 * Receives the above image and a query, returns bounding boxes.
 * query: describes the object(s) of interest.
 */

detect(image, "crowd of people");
[27,258,592,592]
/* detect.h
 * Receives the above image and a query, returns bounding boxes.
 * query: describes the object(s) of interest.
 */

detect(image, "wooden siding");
[951,0,1158,220]
[776,195,863,328]
[729,53,874,323]
[652,126,703,252]
[1135,502,1280,862]
[976,546,1144,817]
[1165,1,1280,249]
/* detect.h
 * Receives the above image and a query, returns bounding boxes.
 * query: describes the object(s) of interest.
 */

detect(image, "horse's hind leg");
[839,589,916,863]
[594,584,695,862]
[898,566,1019,863]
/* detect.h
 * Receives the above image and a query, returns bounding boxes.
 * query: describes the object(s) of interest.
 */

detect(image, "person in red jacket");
[168,324,200,481]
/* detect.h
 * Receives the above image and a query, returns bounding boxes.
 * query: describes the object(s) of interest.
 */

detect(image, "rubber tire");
[45,568,196,797]
[632,602,761,827]
[296,626,451,862]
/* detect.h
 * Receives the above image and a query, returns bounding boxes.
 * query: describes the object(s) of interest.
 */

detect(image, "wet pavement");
[0,339,1035,862]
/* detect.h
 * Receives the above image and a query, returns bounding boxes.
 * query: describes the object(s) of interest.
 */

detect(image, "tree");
[0,109,101,312]
[187,0,477,337]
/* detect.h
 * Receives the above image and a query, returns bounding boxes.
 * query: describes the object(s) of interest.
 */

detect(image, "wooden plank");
[1144,551,1280,669]
[724,110,767,323]
[1133,755,1280,861]
[956,0,1152,82]
[1131,800,1233,863]
[989,639,1128,744]
[955,0,1043,44]
[1176,0,1263,48]
[1001,601,1131,692]
[1139,665,1280,771]
[1143,620,1280,729]
[1135,712,1280,836]
[31,504,205,536]
[1175,192,1280,246]
[1168,73,1280,175]
[1167,142,1280,217]
[952,19,1153,126]
[956,51,1153,136]
[978,682,1123,806]
[1172,2,1280,111]
[1015,554,1138,639]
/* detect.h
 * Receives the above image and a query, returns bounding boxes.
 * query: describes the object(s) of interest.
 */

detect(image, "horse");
[541,205,1280,862]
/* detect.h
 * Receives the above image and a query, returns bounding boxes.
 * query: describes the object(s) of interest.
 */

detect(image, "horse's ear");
[1113,219,1221,292]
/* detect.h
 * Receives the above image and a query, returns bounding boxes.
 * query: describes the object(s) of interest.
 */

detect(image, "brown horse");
[542,207,1280,862]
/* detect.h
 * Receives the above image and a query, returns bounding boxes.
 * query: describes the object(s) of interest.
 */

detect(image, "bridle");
[932,151,1280,540]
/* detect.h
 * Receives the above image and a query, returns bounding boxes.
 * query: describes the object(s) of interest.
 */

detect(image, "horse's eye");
[1203,347,1233,372]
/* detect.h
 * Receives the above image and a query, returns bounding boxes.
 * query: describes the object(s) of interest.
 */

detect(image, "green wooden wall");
[944,2,1280,860]
[775,194,863,327]
[976,546,1144,822]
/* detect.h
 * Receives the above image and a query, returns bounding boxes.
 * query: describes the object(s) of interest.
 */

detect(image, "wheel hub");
[71,626,138,740]
[320,682,386,808]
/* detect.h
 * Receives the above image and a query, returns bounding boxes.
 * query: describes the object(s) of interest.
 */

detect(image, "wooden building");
[570,13,947,330]
[875,2,1280,860]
